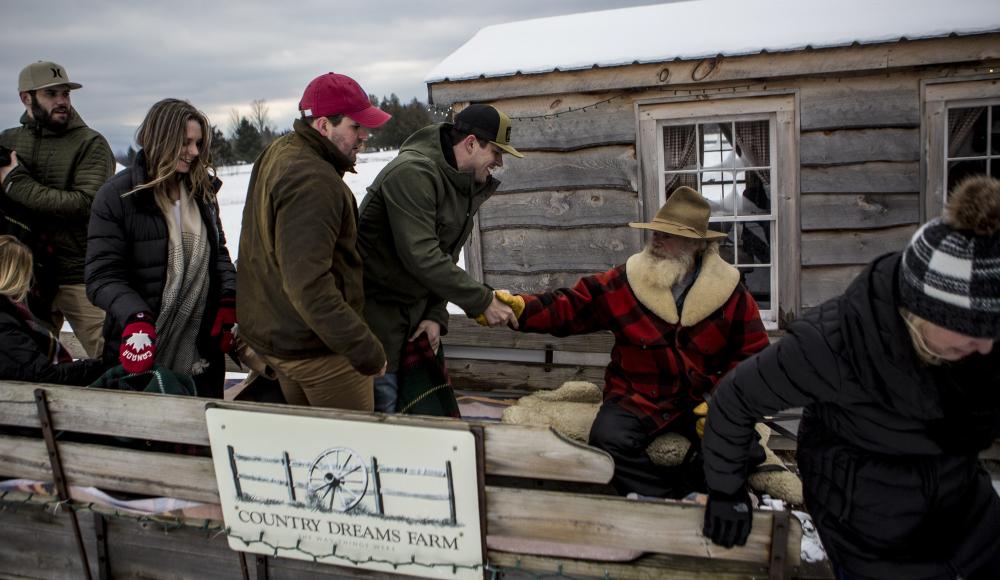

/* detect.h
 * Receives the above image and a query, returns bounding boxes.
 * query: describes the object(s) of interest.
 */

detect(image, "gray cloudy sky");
[2,0,667,153]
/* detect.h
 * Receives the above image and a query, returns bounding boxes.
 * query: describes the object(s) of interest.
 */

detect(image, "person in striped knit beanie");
[900,175,1000,363]
[702,175,1000,578]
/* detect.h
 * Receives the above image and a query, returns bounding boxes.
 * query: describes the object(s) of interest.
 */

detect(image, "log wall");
[465,62,979,312]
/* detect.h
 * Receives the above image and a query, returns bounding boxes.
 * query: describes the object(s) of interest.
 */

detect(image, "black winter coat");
[703,253,1000,579]
[0,296,105,384]
[84,153,236,378]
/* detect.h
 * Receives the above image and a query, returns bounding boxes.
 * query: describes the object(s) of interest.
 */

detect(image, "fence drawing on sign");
[226,445,459,525]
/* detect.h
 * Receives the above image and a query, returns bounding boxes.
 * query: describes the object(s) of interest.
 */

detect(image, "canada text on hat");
[298,72,390,129]
[453,104,524,158]
[19,61,82,92]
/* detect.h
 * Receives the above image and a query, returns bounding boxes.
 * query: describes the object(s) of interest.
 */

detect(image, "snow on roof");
[425,0,1000,84]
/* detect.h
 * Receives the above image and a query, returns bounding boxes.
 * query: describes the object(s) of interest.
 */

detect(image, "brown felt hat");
[628,186,727,239]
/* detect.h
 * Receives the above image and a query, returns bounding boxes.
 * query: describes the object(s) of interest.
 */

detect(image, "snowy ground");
[215,149,399,259]
[213,149,464,317]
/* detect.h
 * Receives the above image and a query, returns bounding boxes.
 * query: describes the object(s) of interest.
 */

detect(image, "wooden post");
[282,451,295,503]
[445,460,457,525]
[371,457,384,516]
[227,445,244,501]
[34,389,92,580]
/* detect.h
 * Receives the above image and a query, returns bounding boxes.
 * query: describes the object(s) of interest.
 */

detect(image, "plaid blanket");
[397,334,460,418]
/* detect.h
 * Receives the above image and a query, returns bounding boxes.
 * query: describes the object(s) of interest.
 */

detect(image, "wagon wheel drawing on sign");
[306,447,369,512]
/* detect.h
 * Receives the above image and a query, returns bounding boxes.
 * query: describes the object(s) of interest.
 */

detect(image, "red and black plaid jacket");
[519,265,768,434]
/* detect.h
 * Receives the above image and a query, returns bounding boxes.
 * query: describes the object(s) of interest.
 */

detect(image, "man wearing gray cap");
[0,61,114,357]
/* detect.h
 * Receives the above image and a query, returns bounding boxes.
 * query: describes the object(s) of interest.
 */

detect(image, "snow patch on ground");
[215,150,397,259]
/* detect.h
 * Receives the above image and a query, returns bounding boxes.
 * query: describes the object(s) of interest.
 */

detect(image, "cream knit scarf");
[154,182,211,376]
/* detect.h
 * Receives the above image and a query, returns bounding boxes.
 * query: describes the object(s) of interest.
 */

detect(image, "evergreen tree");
[209,125,234,166]
[364,95,451,151]
[230,116,263,163]
[114,146,138,167]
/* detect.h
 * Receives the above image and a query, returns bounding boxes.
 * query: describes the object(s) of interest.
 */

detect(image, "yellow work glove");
[694,401,709,439]
[474,290,525,326]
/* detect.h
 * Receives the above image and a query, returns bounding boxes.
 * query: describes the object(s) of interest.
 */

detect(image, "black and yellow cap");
[453,104,524,158]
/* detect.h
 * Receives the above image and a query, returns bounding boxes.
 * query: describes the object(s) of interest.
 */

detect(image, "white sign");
[206,409,484,579]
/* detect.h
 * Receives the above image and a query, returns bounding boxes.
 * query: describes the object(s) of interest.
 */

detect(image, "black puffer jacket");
[0,296,104,384]
[84,152,236,369]
[703,253,1000,579]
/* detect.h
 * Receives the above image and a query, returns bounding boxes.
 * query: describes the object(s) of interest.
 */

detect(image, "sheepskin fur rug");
[502,381,803,504]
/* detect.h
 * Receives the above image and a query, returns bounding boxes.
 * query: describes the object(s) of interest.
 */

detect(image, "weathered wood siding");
[463,60,974,310]
[796,73,923,307]
[477,94,643,292]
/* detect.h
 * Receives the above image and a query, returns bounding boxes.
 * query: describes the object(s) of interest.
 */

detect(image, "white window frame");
[922,76,1000,220]
[636,93,800,328]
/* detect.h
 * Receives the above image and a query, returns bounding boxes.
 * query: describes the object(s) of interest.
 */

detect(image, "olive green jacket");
[236,119,385,374]
[0,111,114,284]
[358,123,496,371]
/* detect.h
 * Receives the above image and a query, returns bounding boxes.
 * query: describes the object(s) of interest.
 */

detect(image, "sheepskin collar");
[626,245,740,327]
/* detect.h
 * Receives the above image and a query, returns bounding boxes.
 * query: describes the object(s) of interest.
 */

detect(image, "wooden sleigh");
[0,374,833,579]
[11,321,989,578]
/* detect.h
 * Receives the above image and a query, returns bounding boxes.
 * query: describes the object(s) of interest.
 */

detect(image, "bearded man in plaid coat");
[511,187,769,498]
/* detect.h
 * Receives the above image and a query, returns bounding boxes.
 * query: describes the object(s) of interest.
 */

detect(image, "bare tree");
[228,108,244,139]
[249,99,272,136]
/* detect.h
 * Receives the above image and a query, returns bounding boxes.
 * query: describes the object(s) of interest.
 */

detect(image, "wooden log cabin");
[424,0,1000,329]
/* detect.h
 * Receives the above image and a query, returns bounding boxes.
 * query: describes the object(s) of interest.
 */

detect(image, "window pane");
[948,107,988,158]
[737,170,771,216]
[992,106,1000,155]
[737,221,771,265]
[947,159,987,193]
[742,267,771,310]
[702,171,736,217]
[701,123,732,170]
[664,172,697,199]
[663,125,697,170]
[734,120,770,168]
[714,221,735,263]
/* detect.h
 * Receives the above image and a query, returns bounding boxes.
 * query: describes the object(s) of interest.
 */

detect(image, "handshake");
[474,290,524,328]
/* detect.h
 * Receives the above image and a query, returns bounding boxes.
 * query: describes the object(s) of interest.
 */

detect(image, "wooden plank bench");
[0,381,821,578]
[442,316,613,393]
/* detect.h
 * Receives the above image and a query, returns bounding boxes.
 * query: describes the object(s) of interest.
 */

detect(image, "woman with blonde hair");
[701,175,1000,579]
[85,99,236,398]
[0,235,105,383]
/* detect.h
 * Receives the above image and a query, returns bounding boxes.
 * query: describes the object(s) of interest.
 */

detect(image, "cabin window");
[660,119,777,316]
[945,103,1000,196]
[638,94,798,327]
[922,78,1000,219]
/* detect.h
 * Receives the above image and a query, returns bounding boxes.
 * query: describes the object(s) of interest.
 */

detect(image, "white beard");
[631,246,696,292]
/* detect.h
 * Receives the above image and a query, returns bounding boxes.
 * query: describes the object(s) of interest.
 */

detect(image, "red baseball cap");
[298,72,391,128]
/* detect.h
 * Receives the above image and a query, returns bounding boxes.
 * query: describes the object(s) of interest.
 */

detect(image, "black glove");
[703,487,753,548]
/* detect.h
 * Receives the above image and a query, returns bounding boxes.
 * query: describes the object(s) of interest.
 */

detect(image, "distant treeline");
[115,95,451,167]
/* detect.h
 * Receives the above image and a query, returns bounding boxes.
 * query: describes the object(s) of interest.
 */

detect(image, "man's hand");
[0,150,19,184]
[482,293,519,329]
[703,488,753,548]
[409,319,442,353]
[693,401,709,439]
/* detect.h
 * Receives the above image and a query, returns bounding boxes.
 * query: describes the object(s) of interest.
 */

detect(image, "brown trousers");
[261,352,373,411]
[51,284,105,359]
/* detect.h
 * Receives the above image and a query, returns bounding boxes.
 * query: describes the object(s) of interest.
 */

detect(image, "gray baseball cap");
[18,61,82,92]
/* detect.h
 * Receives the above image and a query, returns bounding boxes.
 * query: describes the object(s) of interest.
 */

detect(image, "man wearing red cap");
[237,72,390,410]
